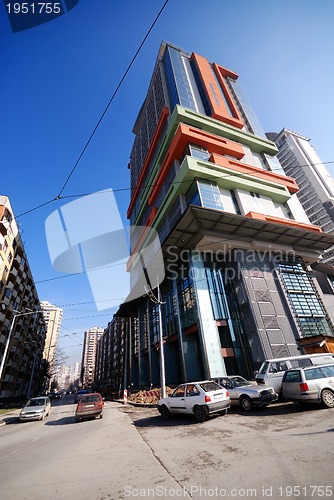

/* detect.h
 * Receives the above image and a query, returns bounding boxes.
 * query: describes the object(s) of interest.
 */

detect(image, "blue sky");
[1,0,334,364]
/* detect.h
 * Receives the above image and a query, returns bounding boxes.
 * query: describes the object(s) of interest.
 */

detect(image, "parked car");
[74,389,88,403]
[214,376,278,411]
[281,364,334,408]
[157,381,230,423]
[75,393,104,422]
[54,392,63,399]
[19,397,51,422]
[255,353,334,394]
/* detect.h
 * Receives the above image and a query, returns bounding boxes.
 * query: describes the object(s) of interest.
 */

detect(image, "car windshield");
[258,362,269,374]
[27,399,45,407]
[199,381,221,392]
[230,376,251,387]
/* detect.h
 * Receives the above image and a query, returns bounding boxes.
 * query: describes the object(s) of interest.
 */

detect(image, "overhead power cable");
[15,158,334,220]
[56,0,170,198]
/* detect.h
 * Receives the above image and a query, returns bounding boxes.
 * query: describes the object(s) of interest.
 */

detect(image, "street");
[0,395,333,499]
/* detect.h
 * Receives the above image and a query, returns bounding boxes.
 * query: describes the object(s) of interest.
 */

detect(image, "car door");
[218,378,237,403]
[185,384,201,414]
[282,370,302,399]
[168,385,186,414]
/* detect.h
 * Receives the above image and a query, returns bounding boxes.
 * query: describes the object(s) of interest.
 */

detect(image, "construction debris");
[128,387,174,405]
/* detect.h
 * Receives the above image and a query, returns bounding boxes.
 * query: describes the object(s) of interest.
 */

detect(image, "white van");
[255,353,334,393]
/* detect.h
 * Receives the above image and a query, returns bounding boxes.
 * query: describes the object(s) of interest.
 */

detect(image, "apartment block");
[0,196,47,400]
[81,326,104,387]
[41,300,63,390]
[267,129,334,264]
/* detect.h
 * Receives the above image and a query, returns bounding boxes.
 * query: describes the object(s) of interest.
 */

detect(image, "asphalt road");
[0,396,333,499]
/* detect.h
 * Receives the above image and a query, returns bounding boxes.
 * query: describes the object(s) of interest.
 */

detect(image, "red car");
[75,392,104,422]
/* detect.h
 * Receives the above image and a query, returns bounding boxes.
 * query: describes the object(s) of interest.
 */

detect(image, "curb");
[0,409,20,427]
[112,399,157,409]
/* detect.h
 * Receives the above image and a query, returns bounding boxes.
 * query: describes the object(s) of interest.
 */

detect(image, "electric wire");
[14,158,334,221]
[56,0,170,198]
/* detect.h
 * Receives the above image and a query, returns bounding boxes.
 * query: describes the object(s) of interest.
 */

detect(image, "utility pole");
[146,280,166,399]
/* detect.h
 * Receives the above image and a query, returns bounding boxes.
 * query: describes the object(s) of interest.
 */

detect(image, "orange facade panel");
[245,211,323,233]
[210,152,299,194]
[147,124,245,206]
[127,107,169,219]
[191,53,244,129]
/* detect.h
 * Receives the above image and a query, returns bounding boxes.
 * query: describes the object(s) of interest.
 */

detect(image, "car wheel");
[100,413,103,419]
[219,409,227,416]
[40,414,45,421]
[159,405,171,419]
[194,405,207,423]
[75,416,80,423]
[240,396,254,412]
[321,389,334,408]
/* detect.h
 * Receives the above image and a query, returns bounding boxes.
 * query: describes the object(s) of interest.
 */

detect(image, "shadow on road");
[133,414,211,428]
[1,416,19,425]
[228,401,323,417]
[45,416,76,426]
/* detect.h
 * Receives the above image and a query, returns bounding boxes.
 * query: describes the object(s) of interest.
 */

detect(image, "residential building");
[53,362,81,390]
[94,317,129,396]
[0,195,47,400]
[116,42,334,389]
[81,326,104,387]
[41,300,63,390]
[267,129,334,264]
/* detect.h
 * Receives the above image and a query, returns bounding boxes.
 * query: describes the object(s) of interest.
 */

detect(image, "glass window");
[230,190,241,215]
[186,384,200,397]
[320,365,334,377]
[284,371,302,383]
[171,385,185,398]
[305,368,324,380]
[189,144,210,161]
[198,180,224,210]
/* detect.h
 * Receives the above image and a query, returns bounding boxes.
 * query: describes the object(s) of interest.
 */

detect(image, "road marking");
[9,449,19,455]
[31,437,39,443]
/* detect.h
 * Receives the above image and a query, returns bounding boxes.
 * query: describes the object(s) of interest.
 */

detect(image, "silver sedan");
[214,376,278,411]
[19,396,51,422]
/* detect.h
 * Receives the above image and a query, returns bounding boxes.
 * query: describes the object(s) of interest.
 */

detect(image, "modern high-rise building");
[117,42,334,388]
[81,326,104,387]
[267,129,334,265]
[0,196,47,400]
[41,300,63,389]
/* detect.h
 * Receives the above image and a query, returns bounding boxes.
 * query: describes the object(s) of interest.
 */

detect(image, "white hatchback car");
[157,381,230,422]
[19,396,51,422]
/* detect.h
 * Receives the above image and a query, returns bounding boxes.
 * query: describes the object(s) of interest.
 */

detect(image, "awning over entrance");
[163,206,334,262]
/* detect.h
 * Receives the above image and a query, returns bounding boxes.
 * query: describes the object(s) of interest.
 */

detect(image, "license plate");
[85,404,95,408]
